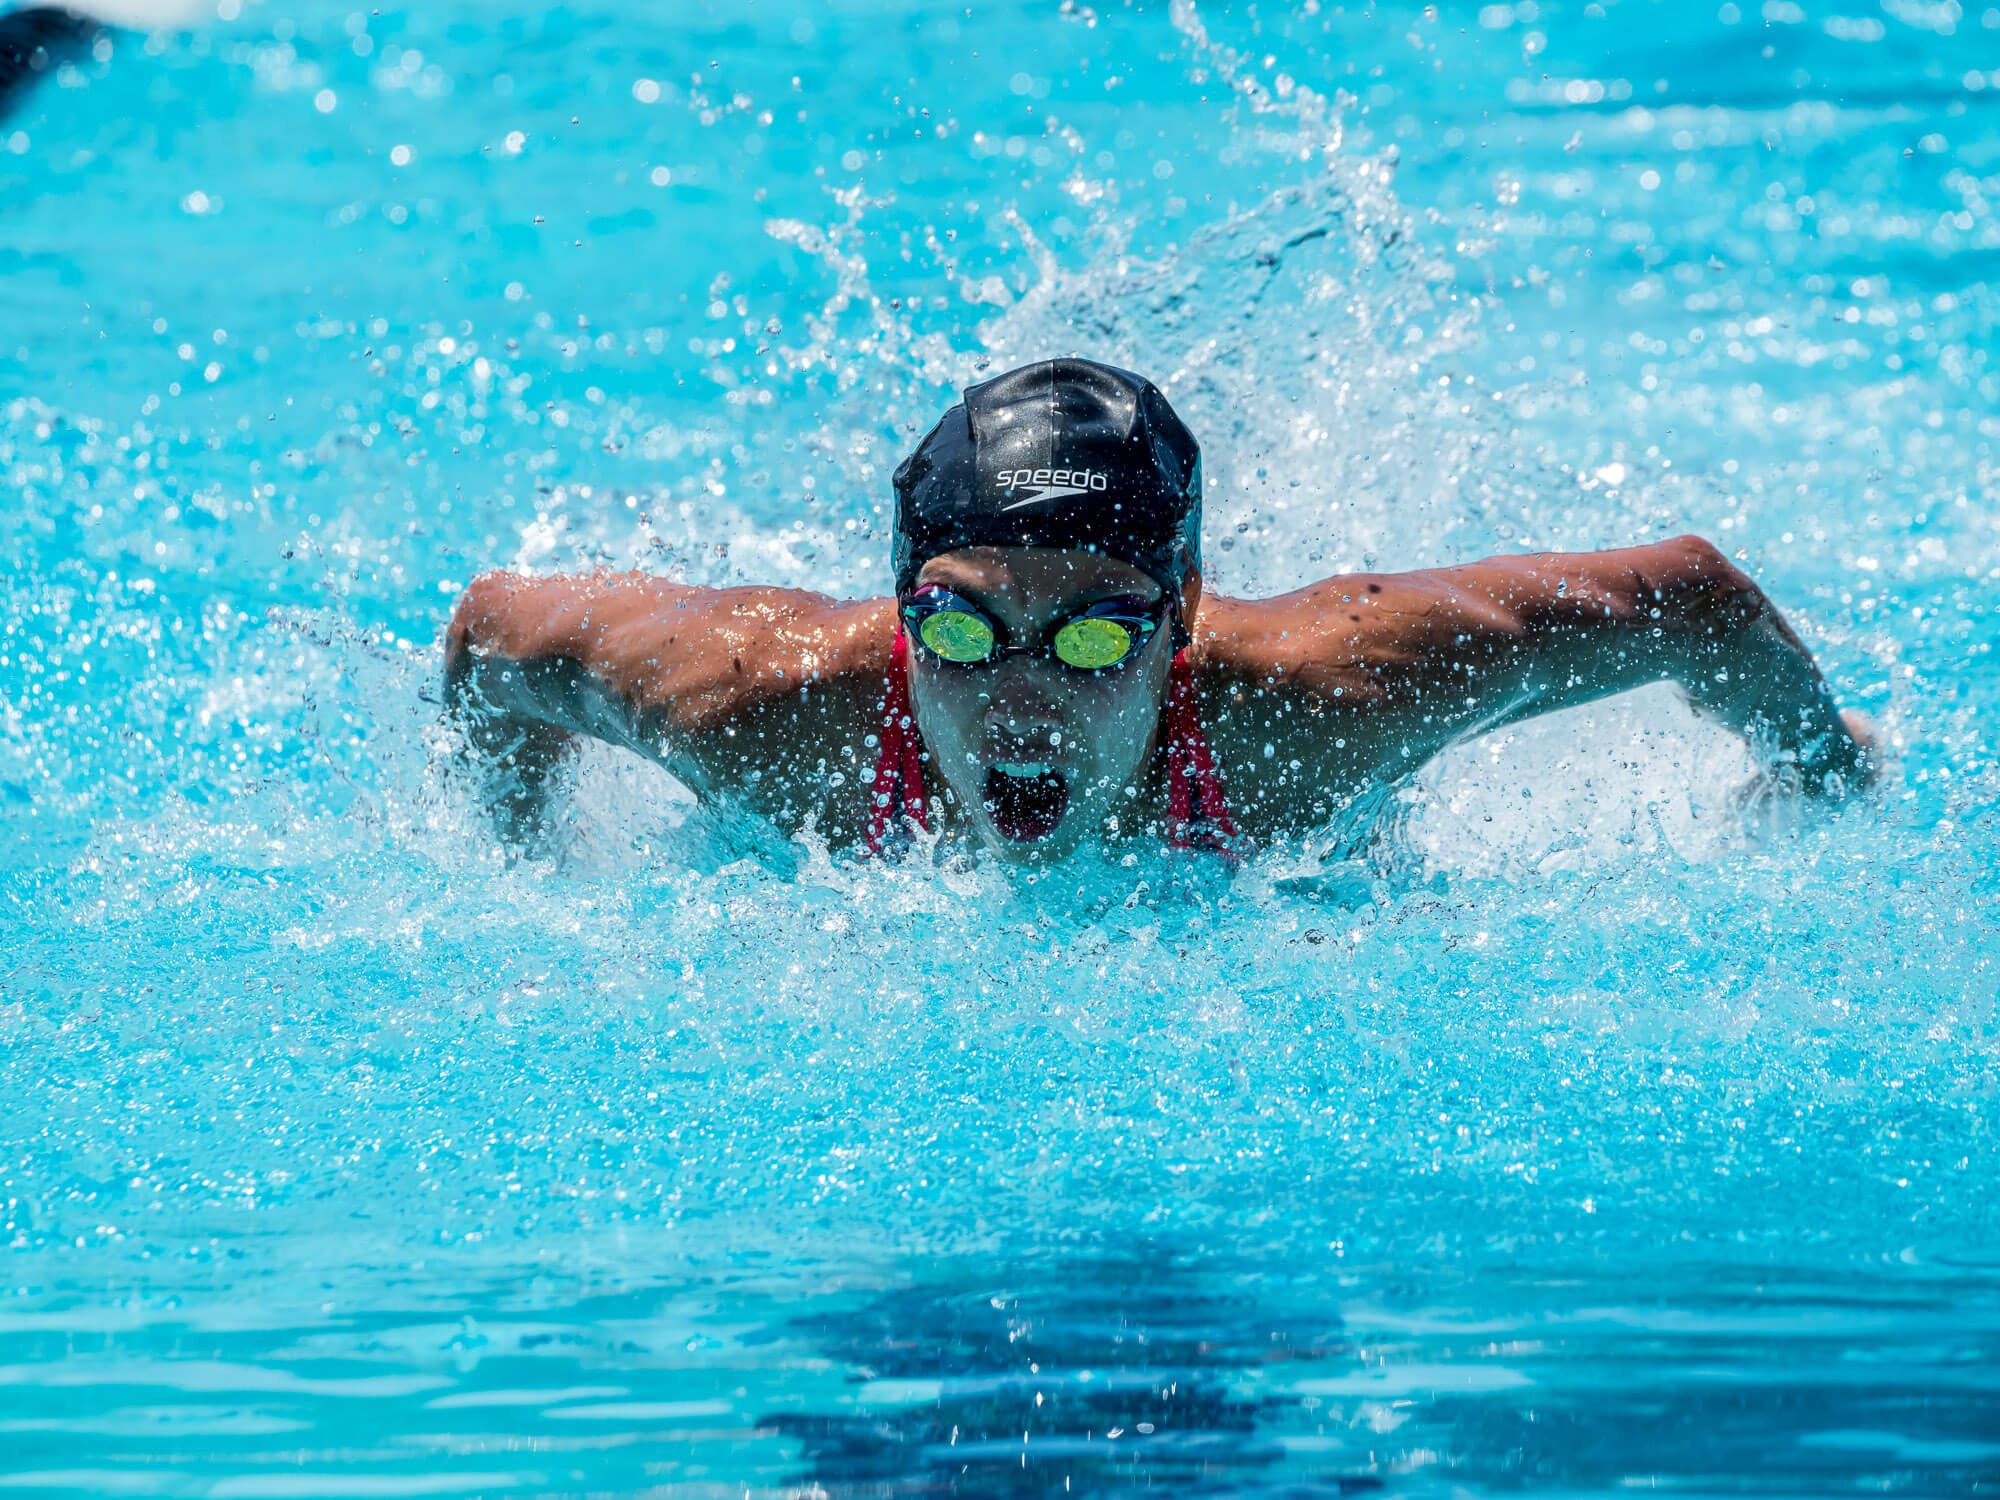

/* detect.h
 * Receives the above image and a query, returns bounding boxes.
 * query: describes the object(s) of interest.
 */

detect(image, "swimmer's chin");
[966,803,1094,863]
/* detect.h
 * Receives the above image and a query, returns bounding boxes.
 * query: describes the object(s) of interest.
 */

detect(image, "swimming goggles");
[900,586,1168,671]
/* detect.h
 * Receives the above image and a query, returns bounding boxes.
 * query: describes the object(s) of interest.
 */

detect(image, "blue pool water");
[4,0,2000,1491]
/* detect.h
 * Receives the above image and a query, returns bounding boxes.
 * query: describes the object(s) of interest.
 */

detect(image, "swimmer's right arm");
[443,571,893,839]
[1312,536,1874,792]
[443,572,647,842]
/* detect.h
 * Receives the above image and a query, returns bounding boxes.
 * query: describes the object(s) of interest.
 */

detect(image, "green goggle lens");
[1051,615,1137,670]
[917,608,998,663]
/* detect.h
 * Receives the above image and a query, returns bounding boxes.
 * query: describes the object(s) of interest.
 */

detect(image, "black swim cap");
[891,357,1203,604]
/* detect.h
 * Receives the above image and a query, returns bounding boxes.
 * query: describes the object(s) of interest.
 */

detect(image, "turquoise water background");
[4,0,1999,1492]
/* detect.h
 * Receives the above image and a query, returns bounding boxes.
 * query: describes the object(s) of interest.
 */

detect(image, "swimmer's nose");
[982,678,1066,746]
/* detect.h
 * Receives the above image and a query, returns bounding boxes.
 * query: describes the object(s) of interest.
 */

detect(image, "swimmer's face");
[906,547,1195,862]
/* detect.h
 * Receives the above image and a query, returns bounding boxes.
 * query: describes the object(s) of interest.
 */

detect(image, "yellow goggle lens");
[917,608,997,663]
[1052,615,1136,670]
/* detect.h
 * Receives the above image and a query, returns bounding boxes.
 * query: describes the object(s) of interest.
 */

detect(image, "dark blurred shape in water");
[0,6,94,119]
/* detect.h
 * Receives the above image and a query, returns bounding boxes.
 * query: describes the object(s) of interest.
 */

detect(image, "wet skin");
[444,535,1874,859]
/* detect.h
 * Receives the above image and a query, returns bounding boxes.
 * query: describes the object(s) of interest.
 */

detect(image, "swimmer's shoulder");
[1183,586,1405,832]
[1188,583,1398,711]
[1189,573,1522,826]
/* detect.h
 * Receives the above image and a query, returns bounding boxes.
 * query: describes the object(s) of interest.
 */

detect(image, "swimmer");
[445,357,1874,861]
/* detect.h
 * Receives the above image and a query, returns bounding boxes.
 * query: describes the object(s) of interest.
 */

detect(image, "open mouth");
[982,762,1070,843]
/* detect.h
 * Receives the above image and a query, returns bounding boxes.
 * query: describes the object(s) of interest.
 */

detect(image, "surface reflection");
[768,1270,1373,1497]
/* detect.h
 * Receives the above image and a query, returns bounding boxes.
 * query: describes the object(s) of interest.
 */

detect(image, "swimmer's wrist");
[446,688,572,850]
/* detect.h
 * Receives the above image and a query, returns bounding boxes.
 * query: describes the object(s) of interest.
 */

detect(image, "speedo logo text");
[997,468,1110,508]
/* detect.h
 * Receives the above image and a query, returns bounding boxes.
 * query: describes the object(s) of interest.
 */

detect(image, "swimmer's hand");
[1839,708,1881,762]
[1835,708,1884,789]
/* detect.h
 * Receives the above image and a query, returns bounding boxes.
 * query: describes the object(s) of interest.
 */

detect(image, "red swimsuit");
[866,629,1239,858]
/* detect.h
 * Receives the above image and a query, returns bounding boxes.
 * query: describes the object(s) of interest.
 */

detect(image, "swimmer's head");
[891,357,1203,636]
[891,359,1204,859]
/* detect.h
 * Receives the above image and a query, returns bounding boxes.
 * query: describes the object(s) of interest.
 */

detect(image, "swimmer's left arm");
[1245,535,1871,792]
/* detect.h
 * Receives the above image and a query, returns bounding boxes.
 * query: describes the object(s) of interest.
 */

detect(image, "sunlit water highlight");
[3,0,1998,1493]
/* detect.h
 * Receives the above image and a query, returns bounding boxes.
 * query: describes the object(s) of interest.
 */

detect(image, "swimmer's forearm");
[1429,538,1865,787]
[445,571,678,841]
[445,574,582,740]
[1533,537,1863,786]
[1557,538,1864,787]
[443,604,579,843]
[445,646,578,754]
[453,694,571,844]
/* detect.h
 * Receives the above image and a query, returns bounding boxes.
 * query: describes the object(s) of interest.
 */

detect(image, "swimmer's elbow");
[447,571,536,670]
[1659,533,1733,584]
[1652,535,1767,631]
[444,573,590,736]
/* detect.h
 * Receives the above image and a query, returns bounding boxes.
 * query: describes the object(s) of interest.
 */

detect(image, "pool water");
[4,0,1999,1492]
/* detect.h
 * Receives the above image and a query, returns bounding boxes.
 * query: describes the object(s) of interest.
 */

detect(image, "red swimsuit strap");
[864,636,1236,858]
[866,627,930,855]
[1164,647,1241,857]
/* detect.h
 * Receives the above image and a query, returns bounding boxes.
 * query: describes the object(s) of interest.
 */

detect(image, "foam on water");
[3,0,1999,1491]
